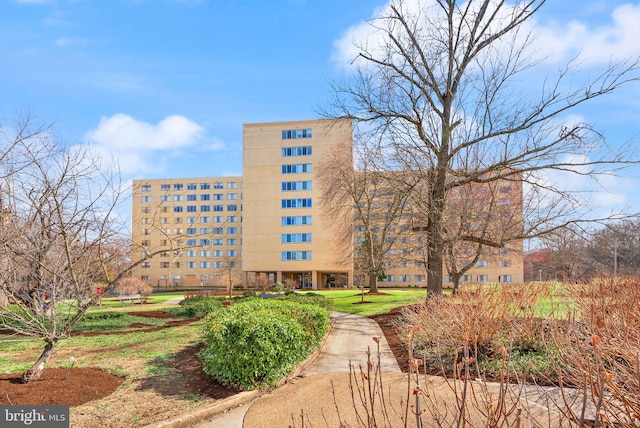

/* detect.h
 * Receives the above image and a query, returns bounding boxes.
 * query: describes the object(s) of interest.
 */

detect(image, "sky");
[1,0,640,219]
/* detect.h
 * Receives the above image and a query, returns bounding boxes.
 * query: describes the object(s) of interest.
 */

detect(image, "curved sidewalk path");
[190,311,400,428]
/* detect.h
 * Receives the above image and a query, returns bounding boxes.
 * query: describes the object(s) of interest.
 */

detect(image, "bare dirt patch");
[0,368,123,406]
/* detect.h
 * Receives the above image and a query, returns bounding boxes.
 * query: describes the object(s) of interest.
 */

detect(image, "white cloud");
[332,1,640,70]
[83,114,207,175]
[536,4,640,65]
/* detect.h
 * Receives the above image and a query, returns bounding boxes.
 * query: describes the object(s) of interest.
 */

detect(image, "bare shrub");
[548,277,640,426]
[399,283,556,379]
[114,276,153,296]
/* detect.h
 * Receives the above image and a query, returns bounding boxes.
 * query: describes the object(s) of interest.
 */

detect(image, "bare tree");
[0,118,140,383]
[318,140,412,292]
[324,0,639,296]
[438,178,521,292]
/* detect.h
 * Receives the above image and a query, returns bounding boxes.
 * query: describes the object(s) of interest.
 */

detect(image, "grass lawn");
[303,288,427,316]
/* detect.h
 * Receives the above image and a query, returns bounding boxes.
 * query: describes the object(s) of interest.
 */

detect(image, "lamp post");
[539,269,542,282]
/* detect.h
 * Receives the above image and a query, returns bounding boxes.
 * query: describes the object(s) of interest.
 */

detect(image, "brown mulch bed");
[0,368,124,406]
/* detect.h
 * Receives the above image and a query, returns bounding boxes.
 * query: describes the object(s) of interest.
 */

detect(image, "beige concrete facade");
[131,177,243,291]
[130,118,523,290]
[242,119,354,289]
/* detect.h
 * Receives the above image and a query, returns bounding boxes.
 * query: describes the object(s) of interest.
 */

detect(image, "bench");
[118,294,147,305]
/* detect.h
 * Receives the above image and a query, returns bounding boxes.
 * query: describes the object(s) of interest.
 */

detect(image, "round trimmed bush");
[200,299,329,389]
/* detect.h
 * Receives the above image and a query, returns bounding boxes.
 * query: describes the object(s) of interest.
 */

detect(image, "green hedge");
[164,296,223,318]
[199,299,330,389]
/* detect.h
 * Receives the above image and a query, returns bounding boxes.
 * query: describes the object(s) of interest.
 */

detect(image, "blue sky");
[2,0,640,218]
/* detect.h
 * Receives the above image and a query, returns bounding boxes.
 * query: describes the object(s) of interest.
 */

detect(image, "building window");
[200,194,210,201]
[281,233,311,244]
[141,196,151,202]
[281,164,312,174]
[383,275,395,282]
[499,248,511,255]
[227,238,237,245]
[213,227,223,234]
[186,262,196,268]
[281,216,312,226]
[281,198,312,208]
[213,239,223,246]
[477,275,489,282]
[200,227,211,234]
[281,129,312,139]
[186,217,196,224]
[227,227,237,234]
[141,206,151,214]
[214,182,224,189]
[200,216,210,223]
[161,262,170,269]
[184,205,195,212]
[173,206,183,213]
[227,216,237,223]
[476,260,488,267]
[186,250,196,257]
[200,250,210,257]
[227,250,237,257]
[141,262,151,268]
[174,184,183,190]
[187,194,196,201]
[201,205,211,212]
[200,261,211,268]
[227,204,238,211]
[161,184,170,191]
[187,239,196,246]
[227,182,237,189]
[500,260,512,267]
[141,275,150,281]
[213,194,223,200]
[282,146,312,156]
[213,261,223,268]
[160,195,170,202]
[213,250,223,257]
[213,216,223,223]
[187,183,197,190]
[399,275,410,282]
[141,184,151,192]
[500,275,512,282]
[201,183,210,190]
[281,250,312,261]
[213,205,223,211]
[414,275,426,282]
[281,181,312,191]
[186,228,197,235]
[200,239,211,246]
[462,274,472,282]
[227,193,237,200]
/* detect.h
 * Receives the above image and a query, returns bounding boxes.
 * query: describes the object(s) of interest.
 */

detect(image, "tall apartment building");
[131,177,243,289]
[242,119,354,288]
[131,118,523,289]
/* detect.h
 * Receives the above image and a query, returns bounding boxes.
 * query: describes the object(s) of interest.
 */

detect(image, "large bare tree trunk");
[368,274,379,293]
[21,338,57,383]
